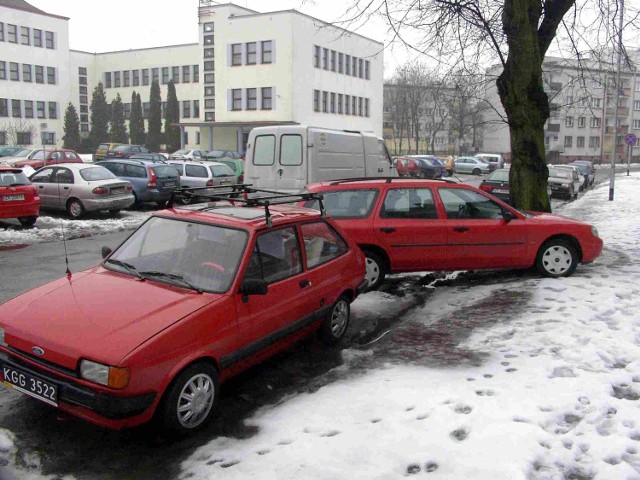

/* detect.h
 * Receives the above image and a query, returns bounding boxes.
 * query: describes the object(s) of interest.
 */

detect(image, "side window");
[245,227,302,284]
[305,189,378,218]
[124,164,147,178]
[102,162,125,176]
[169,163,184,175]
[438,188,505,220]
[300,221,348,269]
[253,135,275,166]
[279,134,303,166]
[31,167,54,183]
[53,168,74,184]
[381,188,438,219]
[185,165,208,178]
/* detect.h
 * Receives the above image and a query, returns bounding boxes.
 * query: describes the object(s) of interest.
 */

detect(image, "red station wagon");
[0,188,366,434]
[304,178,603,289]
[0,166,40,226]
[13,149,83,170]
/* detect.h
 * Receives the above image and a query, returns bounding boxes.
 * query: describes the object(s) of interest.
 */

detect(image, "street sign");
[624,133,637,146]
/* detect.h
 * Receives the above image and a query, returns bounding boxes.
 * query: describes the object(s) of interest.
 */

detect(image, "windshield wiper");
[106,259,143,280]
[138,271,203,293]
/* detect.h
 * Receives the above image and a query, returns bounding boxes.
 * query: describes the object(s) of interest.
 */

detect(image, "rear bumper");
[83,194,135,212]
[0,199,40,219]
[137,189,174,203]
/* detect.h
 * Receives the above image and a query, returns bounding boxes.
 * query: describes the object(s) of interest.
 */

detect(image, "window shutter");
[241,44,246,65]
[227,89,232,111]
[272,86,276,110]
[242,89,247,110]
[227,44,232,67]
[271,40,276,63]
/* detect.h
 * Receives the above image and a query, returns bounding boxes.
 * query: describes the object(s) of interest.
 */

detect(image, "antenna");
[55,173,72,278]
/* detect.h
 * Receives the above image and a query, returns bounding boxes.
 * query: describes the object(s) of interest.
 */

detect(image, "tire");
[573,187,578,200]
[363,250,387,290]
[108,209,121,216]
[159,363,219,435]
[472,168,481,175]
[536,239,578,278]
[320,295,351,345]
[156,200,168,208]
[66,199,85,219]
[18,216,37,227]
[131,192,141,210]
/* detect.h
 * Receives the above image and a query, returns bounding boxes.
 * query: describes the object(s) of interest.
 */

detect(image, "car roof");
[306,178,460,190]
[38,163,105,171]
[169,160,225,167]
[101,158,156,166]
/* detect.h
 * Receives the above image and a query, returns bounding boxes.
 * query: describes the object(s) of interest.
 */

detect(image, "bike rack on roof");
[168,184,325,228]
[327,176,458,186]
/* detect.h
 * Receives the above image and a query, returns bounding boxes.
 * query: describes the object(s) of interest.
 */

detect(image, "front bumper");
[83,194,135,212]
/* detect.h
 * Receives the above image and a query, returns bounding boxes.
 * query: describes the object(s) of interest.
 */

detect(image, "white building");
[0,0,383,152]
[483,53,640,164]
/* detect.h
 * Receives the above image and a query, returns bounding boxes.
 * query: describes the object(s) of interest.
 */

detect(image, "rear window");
[168,163,184,175]
[305,189,378,218]
[79,167,117,181]
[253,135,276,166]
[280,135,303,166]
[487,170,509,182]
[209,164,235,177]
[185,165,208,178]
[0,170,30,186]
[153,165,180,178]
[113,145,129,152]
[97,144,109,150]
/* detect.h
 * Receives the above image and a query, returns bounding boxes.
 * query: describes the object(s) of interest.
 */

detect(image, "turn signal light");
[108,367,131,389]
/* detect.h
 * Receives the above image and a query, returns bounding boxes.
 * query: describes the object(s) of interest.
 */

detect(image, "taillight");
[479,184,493,192]
[238,174,244,183]
[126,184,133,191]
[147,167,157,188]
[92,187,109,195]
[116,152,124,158]
[206,179,214,187]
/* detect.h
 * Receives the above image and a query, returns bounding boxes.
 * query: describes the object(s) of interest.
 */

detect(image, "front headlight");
[0,327,5,347]
[563,183,572,188]
[80,359,130,389]
[591,226,599,238]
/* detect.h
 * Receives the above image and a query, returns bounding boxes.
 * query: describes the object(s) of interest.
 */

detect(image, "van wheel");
[320,295,351,345]
[67,199,85,219]
[363,250,386,290]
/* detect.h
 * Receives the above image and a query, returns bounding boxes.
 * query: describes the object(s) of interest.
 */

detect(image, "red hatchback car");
[0,166,40,226]
[0,190,366,434]
[304,178,603,289]
[13,149,83,170]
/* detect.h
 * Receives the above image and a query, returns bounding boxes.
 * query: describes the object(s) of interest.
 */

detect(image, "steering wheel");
[201,262,226,272]
[458,204,469,218]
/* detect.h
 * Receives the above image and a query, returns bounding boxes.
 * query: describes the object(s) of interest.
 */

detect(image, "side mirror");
[101,246,112,259]
[240,279,268,302]
[502,210,518,222]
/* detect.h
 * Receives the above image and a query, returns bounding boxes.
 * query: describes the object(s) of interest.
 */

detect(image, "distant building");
[0,0,383,152]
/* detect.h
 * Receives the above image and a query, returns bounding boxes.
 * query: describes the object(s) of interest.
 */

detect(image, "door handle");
[453,226,469,232]
[299,279,312,288]
[380,227,396,233]
[63,187,69,190]
[38,186,44,189]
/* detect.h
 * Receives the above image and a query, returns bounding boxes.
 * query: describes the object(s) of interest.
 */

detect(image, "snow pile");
[179,176,640,479]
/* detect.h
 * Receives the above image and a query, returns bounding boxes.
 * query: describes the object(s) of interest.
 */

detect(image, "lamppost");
[609,0,624,201]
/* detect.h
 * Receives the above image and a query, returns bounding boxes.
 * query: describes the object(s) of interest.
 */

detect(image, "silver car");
[453,156,492,175]
[30,163,135,218]
[167,160,238,204]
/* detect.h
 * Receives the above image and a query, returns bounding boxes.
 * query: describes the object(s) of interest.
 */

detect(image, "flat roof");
[72,43,199,56]
[0,0,69,20]
[176,121,298,128]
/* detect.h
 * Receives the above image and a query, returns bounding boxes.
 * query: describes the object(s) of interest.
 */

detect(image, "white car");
[0,148,44,166]
[168,149,208,161]
[167,160,237,204]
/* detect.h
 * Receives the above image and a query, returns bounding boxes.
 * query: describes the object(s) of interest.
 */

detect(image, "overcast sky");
[28,0,410,78]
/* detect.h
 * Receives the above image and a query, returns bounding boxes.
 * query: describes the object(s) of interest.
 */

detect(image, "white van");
[244,126,396,191]
[474,153,505,169]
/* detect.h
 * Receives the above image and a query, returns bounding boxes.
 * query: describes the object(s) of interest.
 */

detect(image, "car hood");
[524,211,587,225]
[0,268,223,369]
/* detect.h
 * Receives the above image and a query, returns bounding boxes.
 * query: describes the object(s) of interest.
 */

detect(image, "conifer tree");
[88,83,109,151]
[135,93,145,145]
[62,102,81,151]
[146,80,162,152]
[129,91,141,144]
[109,94,128,144]
[164,79,181,153]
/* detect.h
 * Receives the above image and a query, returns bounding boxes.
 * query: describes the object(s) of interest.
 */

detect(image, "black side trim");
[391,242,526,248]
[219,305,333,370]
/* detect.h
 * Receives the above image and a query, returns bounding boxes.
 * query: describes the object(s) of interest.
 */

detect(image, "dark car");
[570,161,595,187]
[105,145,151,159]
[479,168,511,204]
[409,156,445,179]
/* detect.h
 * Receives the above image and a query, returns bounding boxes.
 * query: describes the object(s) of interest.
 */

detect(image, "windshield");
[173,149,189,155]
[549,168,572,179]
[106,217,248,293]
[80,167,117,181]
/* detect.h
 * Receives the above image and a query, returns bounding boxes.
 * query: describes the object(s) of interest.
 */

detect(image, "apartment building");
[0,0,383,152]
[483,52,640,163]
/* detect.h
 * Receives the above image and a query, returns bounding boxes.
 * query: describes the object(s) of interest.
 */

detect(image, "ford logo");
[32,346,45,356]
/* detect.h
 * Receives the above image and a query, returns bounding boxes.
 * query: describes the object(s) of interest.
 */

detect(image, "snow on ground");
[177,175,640,480]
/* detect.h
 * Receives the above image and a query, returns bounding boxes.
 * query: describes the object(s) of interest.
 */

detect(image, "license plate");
[494,189,509,194]
[163,181,176,187]
[111,187,125,194]
[2,194,25,201]
[2,365,58,406]
[220,181,232,185]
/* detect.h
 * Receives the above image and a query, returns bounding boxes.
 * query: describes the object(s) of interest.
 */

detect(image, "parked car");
[0,189,366,434]
[105,144,151,159]
[409,156,446,179]
[474,153,505,169]
[453,156,493,175]
[555,164,587,191]
[0,148,34,165]
[98,159,181,208]
[548,166,581,200]
[13,149,83,170]
[204,150,243,161]
[0,146,24,158]
[217,158,245,183]
[29,164,135,218]
[0,166,40,226]
[479,168,512,204]
[571,160,595,186]
[127,153,167,163]
[94,143,125,161]
[169,149,208,161]
[168,160,237,204]
[569,161,594,188]
[304,178,603,289]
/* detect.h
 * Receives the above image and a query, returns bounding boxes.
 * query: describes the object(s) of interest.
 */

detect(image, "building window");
[20,26,30,45]
[17,132,31,145]
[22,64,32,82]
[577,136,585,148]
[204,35,214,46]
[330,92,336,113]
[36,101,45,118]
[565,116,573,127]
[193,100,199,117]
[205,99,215,109]
[79,66,87,75]
[35,65,44,84]
[352,96,357,115]
[33,28,42,47]
[634,100,640,111]
[0,62,5,80]
[358,59,364,78]
[80,114,88,123]
[204,73,215,84]
[11,99,21,118]
[322,91,328,113]
[592,98,601,108]
[322,48,328,70]
[358,97,363,116]
[80,124,89,132]
[247,42,257,65]
[365,60,370,80]
[45,31,55,49]
[205,112,215,121]
[114,70,120,87]
[564,136,572,148]
[352,57,358,77]
[80,105,88,113]
[338,53,344,74]
[8,24,17,43]
[79,76,87,86]
[48,102,57,119]
[261,87,272,110]
[204,61,214,72]
[142,69,150,85]
[80,86,87,94]
[182,66,190,83]
[261,40,272,64]
[204,86,214,96]
[41,132,55,145]
[123,70,130,87]
[314,90,320,112]
[24,100,33,118]
[9,62,19,81]
[345,94,350,115]
[152,68,159,83]
[172,66,180,83]
[204,48,214,58]
[193,65,199,82]
[314,45,320,68]
[338,94,343,114]
[633,119,640,129]
[105,72,112,88]
[577,116,585,128]
[365,98,370,117]
[0,23,3,42]
[232,89,242,110]
[590,117,601,128]
[182,100,191,118]
[203,22,214,33]
[162,67,169,84]
[231,43,242,66]
[589,136,600,148]
[80,95,87,104]
[345,55,351,75]
[593,75,602,88]
[330,50,336,71]
[132,69,139,86]
[0,99,7,117]
[143,102,150,118]
[247,88,257,110]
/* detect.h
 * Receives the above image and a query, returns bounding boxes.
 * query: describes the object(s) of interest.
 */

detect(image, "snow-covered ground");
[1,175,640,480]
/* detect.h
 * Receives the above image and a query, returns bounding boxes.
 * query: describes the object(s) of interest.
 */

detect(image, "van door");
[246,132,278,190]
[276,126,306,192]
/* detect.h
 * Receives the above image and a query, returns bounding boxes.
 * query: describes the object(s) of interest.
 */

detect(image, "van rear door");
[275,126,307,192]
[246,131,278,190]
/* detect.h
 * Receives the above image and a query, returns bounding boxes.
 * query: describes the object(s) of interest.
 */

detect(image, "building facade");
[0,0,383,152]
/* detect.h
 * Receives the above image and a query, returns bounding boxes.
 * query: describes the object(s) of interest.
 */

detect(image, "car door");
[234,226,316,355]
[30,167,56,208]
[372,187,449,271]
[51,167,74,208]
[436,186,529,270]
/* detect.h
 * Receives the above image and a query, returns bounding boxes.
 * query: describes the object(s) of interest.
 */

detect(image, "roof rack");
[169,184,325,228]
[327,177,458,186]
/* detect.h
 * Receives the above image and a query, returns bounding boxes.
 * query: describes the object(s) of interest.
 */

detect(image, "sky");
[27,0,409,78]
[2,173,640,479]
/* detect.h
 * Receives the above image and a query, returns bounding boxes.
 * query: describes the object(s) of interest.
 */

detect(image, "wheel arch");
[357,243,391,271]
[154,355,221,411]
[536,234,583,264]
